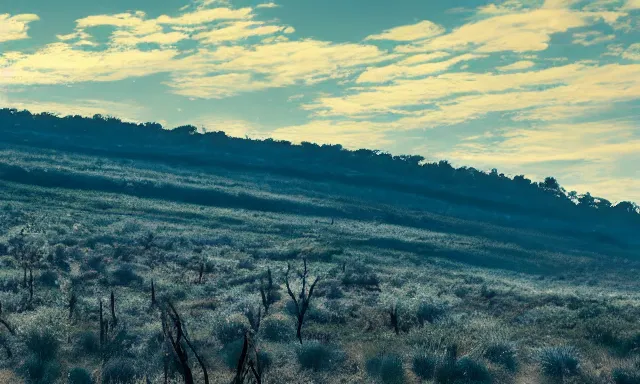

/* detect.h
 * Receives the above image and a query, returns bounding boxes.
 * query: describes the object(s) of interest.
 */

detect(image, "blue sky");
[1,0,639,202]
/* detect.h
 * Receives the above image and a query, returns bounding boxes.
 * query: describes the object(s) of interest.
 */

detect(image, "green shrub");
[25,329,60,362]
[613,367,640,384]
[297,342,343,372]
[38,270,58,287]
[539,346,580,378]
[261,315,293,343]
[221,338,246,369]
[68,367,93,384]
[217,314,250,345]
[110,264,143,286]
[21,356,61,384]
[366,353,405,384]
[483,342,517,371]
[416,302,445,326]
[102,358,138,384]
[412,352,437,380]
[432,355,492,384]
[74,331,100,355]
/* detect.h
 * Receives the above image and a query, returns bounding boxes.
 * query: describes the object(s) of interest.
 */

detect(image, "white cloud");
[1,98,148,122]
[572,30,615,46]
[622,43,640,60]
[271,120,392,148]
[0,13,40,43]
[194,21,291,44]
[256,2,279,9]
[364,20,445,41]
[496,60,536,71]
[356,53,484,83]
[396,8,625,54]
[156,7,252,25]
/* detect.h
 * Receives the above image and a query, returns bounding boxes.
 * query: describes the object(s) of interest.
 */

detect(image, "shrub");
[432,355,492,384]
[454,357,492,383]
[110,264,143,286]
[21,356,61,384]
[366,353,405,384]
[624,334,640,356]
[25,329,60,362]
[315,279,344,299]
[416,302,446,326]
[74,331,100,355]
[483,342,517,371]
[67,367,93,384]
[38,270,58,287]
[412,352,437,380]
[261,315,293,343]
[102,358,138,384]
[217,314,250,345]
[539,346,580,378]
[297,342,342,372]
[221,338,246,369]
[613,367,640,384]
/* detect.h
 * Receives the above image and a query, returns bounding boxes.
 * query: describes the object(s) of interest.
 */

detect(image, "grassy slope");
[0,144,639,383]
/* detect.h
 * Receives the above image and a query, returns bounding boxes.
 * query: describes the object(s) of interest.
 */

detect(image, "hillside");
[0,108,639,383]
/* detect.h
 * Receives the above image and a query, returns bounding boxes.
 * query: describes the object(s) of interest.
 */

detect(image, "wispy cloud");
[256,2,279,9]
[572,30,616,46]
[496,60,536,71]
[0,13,40,43]
[364,20,445,42]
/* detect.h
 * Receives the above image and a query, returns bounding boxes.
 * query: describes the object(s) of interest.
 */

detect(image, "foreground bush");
[21,356,61,384]
[67,367,93,384]
[434,356,492,384]
[25,329,60,362]
[297,341,344,372]
[483,342,517,371]
[412,352,437,380]
[539,346,580,379]
[102,358,138,384]
[216,314,250,346]
[261,314,294,343]
[366,353,405,384]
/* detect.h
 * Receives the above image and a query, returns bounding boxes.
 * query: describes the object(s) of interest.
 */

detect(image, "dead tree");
[197,262,204,284]
[284,258,321,344]
[68,291,77,320]
[28,267,34,304]
[151,280,156,307]
[232,333,263,384]
[110,291,118,327]
[162,302,209,384]
[259,268,276,314]
[389,304,399,335]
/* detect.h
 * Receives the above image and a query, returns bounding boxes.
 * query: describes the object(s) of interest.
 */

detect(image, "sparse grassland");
[0,146,639,384]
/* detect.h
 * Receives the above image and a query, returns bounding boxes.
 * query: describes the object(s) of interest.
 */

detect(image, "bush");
[102,358,138,384]
[110,264,143,286]
[416,302,446,326]
[221,338,246,369]
[432,355,492,384]
[21,356,61,384]
[483,342,517,371]
[297,342,343,372]
[37,270,58,287]
[261,315,294,343]
[25,329,60,362]
[217,314,250,345]
[74,331,100,355]
[366,353,405,384]
[412,352,437,380]
[68,367,93,384]
[539,346,580,378]
[613,367,640,384]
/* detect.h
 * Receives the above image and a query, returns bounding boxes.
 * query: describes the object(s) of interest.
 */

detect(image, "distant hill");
[1,107,638,228]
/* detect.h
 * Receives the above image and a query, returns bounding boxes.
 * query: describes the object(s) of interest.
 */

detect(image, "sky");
[0,0,639,203]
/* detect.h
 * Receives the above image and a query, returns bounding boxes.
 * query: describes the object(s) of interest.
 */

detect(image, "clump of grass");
[109,264,143,286]
[483,341,517,372]
[297,341,344,372]
[102,358,138,384]
[539,346,580,379]
[20,356,61,384]
[25,329,60,362]
[412,351,437,380]
[366,353,405,384]
[216,314,250,346]
[416,301,446,326]
[261,314,294,343]
[68,367,93,384]
[74,331,100,356]
[612,367,640,384]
